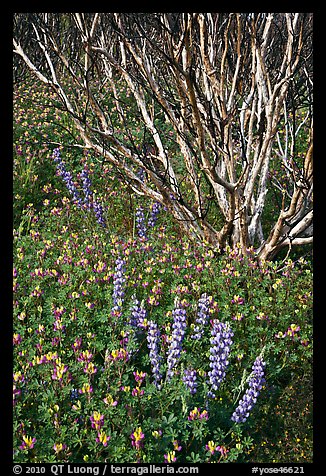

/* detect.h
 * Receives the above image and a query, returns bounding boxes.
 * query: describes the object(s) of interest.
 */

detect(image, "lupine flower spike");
[53,148,82,207]
[191,293,211,340]
[53,148,107,226]
[111,257,126,317]
[148,201,161,228]
[93,200,107,228]
[135,206,147,239]
[207,320,234,399]
[231,355,266,423]
[80,168,93,210]
[147,320,163,388]
[183,368,197,394]
[129,296,147,328]
[166,299,187,380]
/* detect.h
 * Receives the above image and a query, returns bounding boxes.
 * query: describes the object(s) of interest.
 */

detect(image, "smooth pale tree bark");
[13,13,313,260]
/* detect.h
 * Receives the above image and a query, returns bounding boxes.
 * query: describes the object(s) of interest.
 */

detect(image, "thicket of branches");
[13,13,313,260]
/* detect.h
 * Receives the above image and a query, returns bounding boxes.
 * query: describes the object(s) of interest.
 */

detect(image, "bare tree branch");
[13,12,313,259]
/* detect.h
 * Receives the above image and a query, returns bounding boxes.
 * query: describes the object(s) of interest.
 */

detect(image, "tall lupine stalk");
[166,300,187,381]
[191,293,212,340]
[128,296,147,328]
[135,201,162,239]
[111,257,126,317]
[207,320,234,399]
[53,148,82,207]
[231,355,266,423]
[136,167,146,183]
[93,200,107,228]
[53,149,107,227]
[147,320,163,389]
[80,168,107,227]
[147,202,161,228]
[183,368,197,394]
[135,206,147,239]
[80,168,93,210]
[134,169,161,238]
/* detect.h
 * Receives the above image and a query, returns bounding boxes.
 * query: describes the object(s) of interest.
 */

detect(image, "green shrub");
[13,79,313,464]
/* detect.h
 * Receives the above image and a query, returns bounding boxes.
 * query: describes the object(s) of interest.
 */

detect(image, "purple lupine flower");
[93,200,107,228]
[128,296,147,328]
[166,300,187,380]
[147,320,163,388]
[70,388,79,401]
[111,258,126,317]
[147,201,161,228]
[130,427,145,450]
[81,166,106,227]
[207,320,233,399]
[52,148,82,207]
[137,167,146,182]
[133,371,146,385]
[188,407,209,421]
[191,293,211,340]
[183,368,197,394]
[135,206,147,239]
[231,356,266,423]
[19,435,36,451]
[80,168,93,210]
[53,149,106,226]
[13,333,22,345]
[89,411,104,431]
